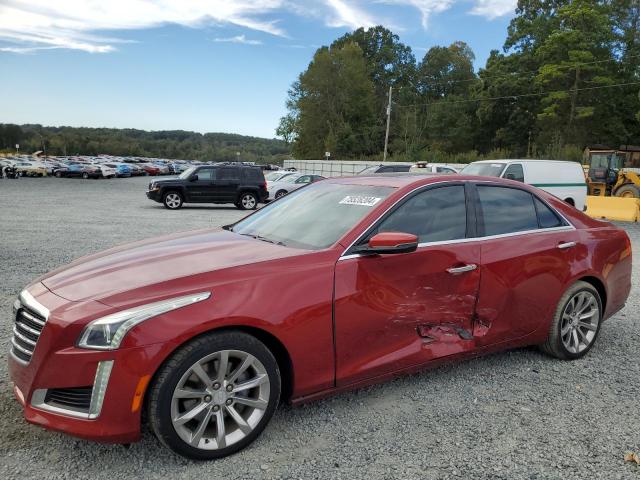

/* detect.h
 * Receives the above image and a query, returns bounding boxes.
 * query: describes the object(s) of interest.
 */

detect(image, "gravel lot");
[0,176,638,480]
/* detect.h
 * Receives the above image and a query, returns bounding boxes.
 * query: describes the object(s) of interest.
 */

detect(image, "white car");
[267,174,325,200]
[461,159,587,211]
[410,163,461,174]
[264,170,296,182]
[99,164,117,178]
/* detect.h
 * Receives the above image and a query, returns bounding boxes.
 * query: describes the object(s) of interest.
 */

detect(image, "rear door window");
[218,167,240,181]
[477,186,538,236]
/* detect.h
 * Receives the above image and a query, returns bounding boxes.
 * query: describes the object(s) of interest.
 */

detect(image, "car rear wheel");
[238,192,258,210]
[148,331,281,460]
[55,171,62,178]
[275,190,288,199]
[82,172,89,179]
[163,191,184,210]
[540,281,602,360]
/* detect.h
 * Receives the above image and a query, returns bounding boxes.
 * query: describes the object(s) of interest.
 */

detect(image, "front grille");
[11,306,46,363]
[44,387,93,412]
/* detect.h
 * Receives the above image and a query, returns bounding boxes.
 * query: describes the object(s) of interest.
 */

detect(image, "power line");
[413,53,640,88]
[394,80,640,109]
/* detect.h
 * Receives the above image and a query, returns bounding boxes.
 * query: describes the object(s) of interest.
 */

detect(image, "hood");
[40,228,303,303]
[153,176,181,184]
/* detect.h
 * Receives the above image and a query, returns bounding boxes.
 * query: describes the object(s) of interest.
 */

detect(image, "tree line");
[277,0,640,162]
[0,124,290,163]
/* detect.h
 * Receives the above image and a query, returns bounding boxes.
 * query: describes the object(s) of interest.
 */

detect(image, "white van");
[461,159,587,211]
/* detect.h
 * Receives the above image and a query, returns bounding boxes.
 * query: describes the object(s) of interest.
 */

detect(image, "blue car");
[104,163,132,177]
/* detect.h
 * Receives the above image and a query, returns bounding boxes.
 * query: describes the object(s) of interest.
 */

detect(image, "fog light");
[88,360,114,419]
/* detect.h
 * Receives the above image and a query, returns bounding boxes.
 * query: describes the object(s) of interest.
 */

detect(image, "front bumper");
[9,341,166,444]
[146,189,162,202]
[8,286,171,444]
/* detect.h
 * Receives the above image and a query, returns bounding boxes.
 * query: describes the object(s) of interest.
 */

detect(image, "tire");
[275,190,288,199]
[163,191,184,210]
[82,172,89,179]
[564,198,575,207]
[55,171,62,178]
[614,184,640,198]
[237,192,258,210]
[147,331,281,460]
[540,281,602,360]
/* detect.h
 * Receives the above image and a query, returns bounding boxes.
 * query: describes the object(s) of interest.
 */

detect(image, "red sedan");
[140,163,160,176]
[9,175,632,460]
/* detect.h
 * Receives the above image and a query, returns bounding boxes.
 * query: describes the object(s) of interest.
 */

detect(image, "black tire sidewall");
[149,331,281,460]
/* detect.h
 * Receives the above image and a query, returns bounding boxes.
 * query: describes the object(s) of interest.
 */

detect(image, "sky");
[0,1,517,139]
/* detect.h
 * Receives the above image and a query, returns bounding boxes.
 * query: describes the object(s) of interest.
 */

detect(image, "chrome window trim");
[338,179,576,261]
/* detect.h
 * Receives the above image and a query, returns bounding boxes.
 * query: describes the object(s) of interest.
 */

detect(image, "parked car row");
[0,155,202,179]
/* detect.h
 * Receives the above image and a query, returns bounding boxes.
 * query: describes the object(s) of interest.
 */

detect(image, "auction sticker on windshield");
[339,196,382,207]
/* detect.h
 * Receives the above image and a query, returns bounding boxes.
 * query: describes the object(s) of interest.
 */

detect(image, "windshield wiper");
[238,233,286,246]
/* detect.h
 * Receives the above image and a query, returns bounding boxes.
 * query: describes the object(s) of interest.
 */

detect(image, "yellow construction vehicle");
[585,150,640,198]
[583,148,640,221]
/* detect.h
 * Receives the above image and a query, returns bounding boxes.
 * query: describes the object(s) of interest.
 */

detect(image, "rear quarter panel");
[576,226,632,318]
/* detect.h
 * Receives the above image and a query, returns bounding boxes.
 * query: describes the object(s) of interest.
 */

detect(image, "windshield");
[358,166,381,174]
[179,166,197,179]
[267,172,294,182]
[461,163,506,177]
[279,174,301,183]
[232,182,395,250]
[265,171,286,181]
[591,153,624,169]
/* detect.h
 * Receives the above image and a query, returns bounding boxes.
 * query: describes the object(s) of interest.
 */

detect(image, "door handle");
[557,242,577,250]
[446,264,477,274]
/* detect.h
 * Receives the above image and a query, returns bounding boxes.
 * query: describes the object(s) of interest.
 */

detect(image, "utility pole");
[383,86,392,162]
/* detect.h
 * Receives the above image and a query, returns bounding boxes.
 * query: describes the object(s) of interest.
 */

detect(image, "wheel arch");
[161,186,186,199]
[576,275,607,313]
[143,323,295,423]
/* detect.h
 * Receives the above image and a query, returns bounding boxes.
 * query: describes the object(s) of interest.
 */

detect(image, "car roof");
[324,173,548,190]
[471,159,576,164]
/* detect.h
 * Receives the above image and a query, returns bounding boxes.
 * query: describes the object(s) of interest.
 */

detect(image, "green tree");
[533,0,617,146]
[291,42,377,159]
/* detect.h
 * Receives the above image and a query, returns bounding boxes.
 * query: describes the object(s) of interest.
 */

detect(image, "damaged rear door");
[334,183,481,387]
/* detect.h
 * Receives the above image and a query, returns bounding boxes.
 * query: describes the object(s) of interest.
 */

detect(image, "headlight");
[77,292,210,350]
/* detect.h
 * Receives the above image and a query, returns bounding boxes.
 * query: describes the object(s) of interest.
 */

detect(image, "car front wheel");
[148,331,281,460]
[275,190,288,199]
[238,192,258,210]
[163,191,184,210]
[540,281,602,360]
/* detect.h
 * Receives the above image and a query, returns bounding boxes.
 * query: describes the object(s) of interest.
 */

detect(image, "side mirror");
[189,174,198,182]
[355,232,418,255]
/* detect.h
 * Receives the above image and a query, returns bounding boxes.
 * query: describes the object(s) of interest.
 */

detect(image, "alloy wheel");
[560,291,600,354]
[170,350,270,450]
[241,194,257,209]
[165,193,182,209]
